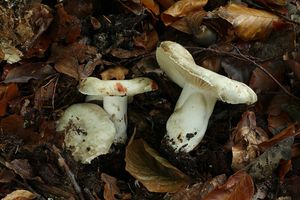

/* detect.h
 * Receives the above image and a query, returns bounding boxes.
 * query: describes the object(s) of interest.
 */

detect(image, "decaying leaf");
[0,83,19,116]
[168,174,227,200]
[278,160,292,183]
[110,48,146,59]
[245,137,294,180]
[231,111,269,171]
[34,76,57,111]
[161,0,208,26]
[203,170,254,200]
[101,173,121,200]
[215,3,283,41]
[5,159,41,181]
[125,138,189,193]
[101,66,129,80]
[0,168,15,183]
[133,29,159,51]
[2,189,36,200]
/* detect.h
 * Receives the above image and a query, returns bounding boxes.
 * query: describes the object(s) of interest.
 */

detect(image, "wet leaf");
[3,63,55,83]
[101,173,121,200]
[0,83,19,116]
[278,160,291,183]
[101,66,129,80]
[161,0,208,26]
[2,189,36,200]
[34,76,57,111]
[215,3,283,41]
[125,139,189,193]
[203,170,254,200]
[231,111,269,171]
[110,48,146,59]
[168,174,226,200]
[245,137,294,180]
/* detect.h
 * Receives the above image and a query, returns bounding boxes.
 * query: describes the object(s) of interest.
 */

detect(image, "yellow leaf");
[3,190,36,200]
[125,139,189,193]
[216,3,283,41]
[141,0,160,15]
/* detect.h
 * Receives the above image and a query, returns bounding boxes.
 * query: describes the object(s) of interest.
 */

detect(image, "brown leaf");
[249,61,285,93]
[141,0,160,15]
[2,190,36,200]
[3,62,55,83]
[5,159,41,181]
[125,139,189,193]
[34,76,57,111]
[53,3,81,43]
[245,137,293,180]
[169,174,227,200]
[0,168,15,183]
[133,29,159,51]
[157,0,175,10]
[203,170,254,200]
[110,48,146,59]
[215,3,283,41]
[161,0,208,26]
[278,160,292,183]
[101,66,129,80]
[64,0,93,19]
[0,83,19,116]
[231,111,269,171]
[259,125,296,152]
[101,173,121,200]
[254,0,287,6]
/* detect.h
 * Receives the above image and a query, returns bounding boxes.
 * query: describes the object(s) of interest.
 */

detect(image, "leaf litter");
[0,0,300,199]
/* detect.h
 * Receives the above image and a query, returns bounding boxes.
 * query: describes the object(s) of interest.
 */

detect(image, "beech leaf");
[215,3,283,41]
[125,138,189,193]
[161,0,208,26]
[203,170,254,200]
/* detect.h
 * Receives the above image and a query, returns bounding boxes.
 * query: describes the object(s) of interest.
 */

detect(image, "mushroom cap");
[79,77,158,96]
[156,41,257,105]
[56,103,116,164]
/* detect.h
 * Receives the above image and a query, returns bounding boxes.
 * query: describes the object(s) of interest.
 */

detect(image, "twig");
[51,145,85,200]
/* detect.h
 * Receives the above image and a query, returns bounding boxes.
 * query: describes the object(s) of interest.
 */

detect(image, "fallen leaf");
[101,173,121,200]
[203,170,254,200]
[157,0,175,10]
[259,125,296,152]
[254,0,287,6]
[64,0,93,19]
[168,174,227,200]
[249,61,285,93]
[141,0,160,15]
[110,48,146,59]
[215,3,283,41]
[278,160,292,183]
[0,83,19,116]
[231,111,269,171]
[125,138,189,193]
[161,0,208,26]
[101,66,129,80]
[284,176,300,199]
[2,189,36,200]
[5,159,41,181]
[134,29,159,51]
[245,137,294,180]
[0,168,15,183]
[3,63,55,83]
[34,76,57,111]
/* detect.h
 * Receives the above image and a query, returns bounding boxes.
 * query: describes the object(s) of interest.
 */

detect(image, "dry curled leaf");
[215,3,283,41]
[161,0,208,26]
[134,29,159,51]
[231,111,269,171]
[125,139,189,193]
[203,170,254,200]
[2,189,36,200]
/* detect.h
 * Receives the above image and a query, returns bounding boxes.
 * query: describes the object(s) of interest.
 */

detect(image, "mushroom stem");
[166,83,217,152]
[103,96,128,144]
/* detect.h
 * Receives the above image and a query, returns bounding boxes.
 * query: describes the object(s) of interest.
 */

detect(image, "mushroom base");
[165,84,217,152]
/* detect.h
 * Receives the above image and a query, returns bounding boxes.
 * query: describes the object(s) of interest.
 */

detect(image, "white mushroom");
[79,77,158,144]
[156,41,257,152]
[56,103,116,164]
